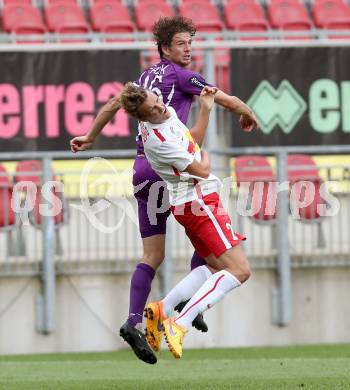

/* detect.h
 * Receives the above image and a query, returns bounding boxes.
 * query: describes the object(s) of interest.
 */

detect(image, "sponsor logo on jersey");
[140,122,149,143]
[187,141,195,155]
[189,76,206,89]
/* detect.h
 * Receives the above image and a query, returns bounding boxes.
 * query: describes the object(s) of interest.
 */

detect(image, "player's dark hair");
[152,16,196,58]
[120,82,148,120]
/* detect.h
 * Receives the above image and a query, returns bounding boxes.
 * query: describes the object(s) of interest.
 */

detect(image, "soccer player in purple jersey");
[70,16,258,364]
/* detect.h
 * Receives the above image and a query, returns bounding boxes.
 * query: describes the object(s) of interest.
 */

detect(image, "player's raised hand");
[199,86,218,111]
[70,135,95,153]
[239,111,259,132]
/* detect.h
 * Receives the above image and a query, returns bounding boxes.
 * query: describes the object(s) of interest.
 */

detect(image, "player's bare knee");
[238,264,251,283]
[226,266,250,283]
[236,258,251,283]
[223,247,251,283]
[142,250,165,269]
[225,259,251,283]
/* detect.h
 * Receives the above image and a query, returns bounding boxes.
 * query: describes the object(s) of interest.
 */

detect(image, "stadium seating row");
[0,160,67,231]
[235,154,326,223]
[0,155,327,252]
[0,155,324,230]
[1,0,350,41]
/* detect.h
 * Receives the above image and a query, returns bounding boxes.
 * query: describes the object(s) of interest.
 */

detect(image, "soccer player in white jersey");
[71,17,258,364]
[119,82,251,358]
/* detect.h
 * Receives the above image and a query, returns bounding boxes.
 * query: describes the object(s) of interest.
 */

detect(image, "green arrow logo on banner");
[247,80,307,134]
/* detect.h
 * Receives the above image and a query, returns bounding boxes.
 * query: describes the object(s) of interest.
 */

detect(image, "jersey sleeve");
[156,135,195,172]
[176,67,214,96]
[133,71,146,87]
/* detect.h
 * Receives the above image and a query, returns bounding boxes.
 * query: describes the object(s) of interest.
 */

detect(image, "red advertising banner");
[0,50,140,151]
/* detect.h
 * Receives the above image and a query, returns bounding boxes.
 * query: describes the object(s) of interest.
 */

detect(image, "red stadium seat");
[2,0,33,5]
[312,0,344,5]
[15,160,66,226]
[287,154,327,247]
[90,1,134,36]
[140,48,160,70]
[0,164,21,257]
[45,2,89,41]
[180,0,211,2]
[16,160,42,185]
[0,164,16,229]
[268,0,312,39]
[214,49,230,91]
[179,1,222,32]
[224,0,269,39]
[287,154,320,182]
[287,154,326,221]
[45,0,80,4]
[134,0,174,31]
[312,0,350,38]
[2,4,46,43]
[235,156,277,223]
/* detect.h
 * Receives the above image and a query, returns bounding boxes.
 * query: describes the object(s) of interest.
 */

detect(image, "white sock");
[161,265,212,317]
[175,270,241,329]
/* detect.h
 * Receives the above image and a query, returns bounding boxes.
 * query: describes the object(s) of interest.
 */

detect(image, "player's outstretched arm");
[214,90,259,132]
[70,96,121,153]
[189,86,218,146]
[184,150,210,179]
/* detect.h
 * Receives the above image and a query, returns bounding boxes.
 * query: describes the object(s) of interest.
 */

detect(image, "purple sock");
[190,252,207,270]
[127,263,156,327]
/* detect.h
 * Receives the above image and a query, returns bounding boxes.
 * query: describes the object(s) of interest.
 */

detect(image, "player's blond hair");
[120,82,148,120]
[152,16,196,58]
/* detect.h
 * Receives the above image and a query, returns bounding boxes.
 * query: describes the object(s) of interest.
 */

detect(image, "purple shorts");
[133,155,170,238]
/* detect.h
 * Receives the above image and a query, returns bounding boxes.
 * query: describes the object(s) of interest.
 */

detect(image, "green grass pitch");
[1,344,350,389]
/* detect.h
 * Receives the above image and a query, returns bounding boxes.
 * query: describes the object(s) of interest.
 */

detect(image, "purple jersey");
[134,58,212,154]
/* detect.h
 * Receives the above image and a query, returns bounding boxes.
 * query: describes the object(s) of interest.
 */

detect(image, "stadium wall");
[1,267,349,355]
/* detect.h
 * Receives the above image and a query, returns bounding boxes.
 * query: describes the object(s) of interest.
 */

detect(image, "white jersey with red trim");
[141,107,222,206]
